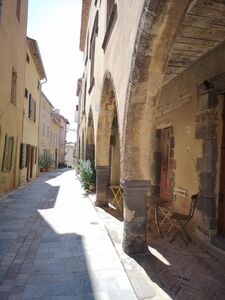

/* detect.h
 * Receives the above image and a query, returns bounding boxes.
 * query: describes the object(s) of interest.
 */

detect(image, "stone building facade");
[38,93,68,169]
[0,0,28,194]
[20,37,46,184]
[78,0,225,253]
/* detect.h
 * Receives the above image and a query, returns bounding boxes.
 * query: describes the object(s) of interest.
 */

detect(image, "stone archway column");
[95,166,110,206]
[121,179,150,254]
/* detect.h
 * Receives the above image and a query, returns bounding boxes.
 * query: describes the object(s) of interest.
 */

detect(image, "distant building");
[20,37,47,184]
[58,114,69,167]
[39,93,68,169]
[0,1,28,194]
[65,142,74,168]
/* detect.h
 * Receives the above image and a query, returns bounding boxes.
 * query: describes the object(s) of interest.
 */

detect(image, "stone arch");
[86,108,95,165]
[95,72,121,206]
[121,0,191,254]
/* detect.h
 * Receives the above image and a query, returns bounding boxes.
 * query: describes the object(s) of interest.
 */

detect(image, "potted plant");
[78,159,96,191]
[38,154,53,172]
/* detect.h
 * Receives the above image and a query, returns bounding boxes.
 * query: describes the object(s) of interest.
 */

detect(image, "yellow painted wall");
[20,43,42,184]
[80,1,145,144]
[0,0,28,193]
[39,93,60,169]
[157,41,225,236]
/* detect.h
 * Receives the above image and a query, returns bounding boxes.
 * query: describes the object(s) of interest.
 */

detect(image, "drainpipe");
[38,78,47,161]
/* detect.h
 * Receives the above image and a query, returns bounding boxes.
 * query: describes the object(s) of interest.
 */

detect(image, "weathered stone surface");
[95,166,110,206]
[121,179,150,254]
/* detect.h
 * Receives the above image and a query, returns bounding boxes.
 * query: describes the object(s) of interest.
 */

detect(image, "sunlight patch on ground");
[148,246,171,266]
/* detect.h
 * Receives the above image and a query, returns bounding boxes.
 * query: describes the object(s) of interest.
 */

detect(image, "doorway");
[160,127,171,199]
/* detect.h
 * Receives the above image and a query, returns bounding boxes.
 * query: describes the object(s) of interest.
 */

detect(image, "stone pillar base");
[95,166,110,207]
[121,179,150,255]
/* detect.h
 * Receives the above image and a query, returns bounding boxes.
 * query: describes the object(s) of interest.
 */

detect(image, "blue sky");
[27,0,83,142]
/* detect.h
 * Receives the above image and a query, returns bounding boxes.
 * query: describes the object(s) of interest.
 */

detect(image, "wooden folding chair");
[158,187,187,232]
[169,193,198,246]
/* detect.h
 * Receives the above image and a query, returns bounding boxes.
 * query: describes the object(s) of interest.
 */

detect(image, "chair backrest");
[172,187,187,208]
[189,193,198,217]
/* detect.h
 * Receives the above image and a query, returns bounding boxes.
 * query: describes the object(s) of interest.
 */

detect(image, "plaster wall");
[0,0,28,193]
[82,0,145,145]
[157,40,225,236]
[20,44,42,184]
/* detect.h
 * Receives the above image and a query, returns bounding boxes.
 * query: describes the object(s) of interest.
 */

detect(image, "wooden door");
[160,127,171,199]
[30,147,34,179]
[26,145,31,181]
[55,148,58,168]
[218,101,225,236]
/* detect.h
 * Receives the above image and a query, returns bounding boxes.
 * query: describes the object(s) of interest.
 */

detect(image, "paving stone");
[0,170,136,299]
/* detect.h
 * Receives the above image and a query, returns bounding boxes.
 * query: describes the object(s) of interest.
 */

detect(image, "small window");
[19,143,26,169]
[43,123,45,137]
[47,126,50,138]
[107,0,114,25]
[16,0,21,22]
[11,69,17,105]
[24,88,28,98]
[0,0,3,23]
[26,54,30,63]
[102,0,117,50]
[28,94,36,122]
[2,135,15,172]
[37,80,40,90]
[89,12,98,93]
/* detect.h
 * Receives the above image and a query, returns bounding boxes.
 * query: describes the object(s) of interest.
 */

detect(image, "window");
[47,126,50,138]
[19,143,26,169]
[16,0,21,22]
[28,94,36,122]
[43,123,45,137]
[85,32,89,65]
[37,80,40,90]
[0,0,3,23]
[83,81,87,114]
[10,69,17,105]
[2,135,15,172]
[24,88,28,98]
[89,12,98,93]
[107,0,114,25]
[26,54,30,63]
[102,0,117,50]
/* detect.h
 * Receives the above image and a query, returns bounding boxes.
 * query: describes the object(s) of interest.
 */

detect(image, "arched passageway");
[95,73,121,207]
[121,0,190,254]
[86,109,95,166]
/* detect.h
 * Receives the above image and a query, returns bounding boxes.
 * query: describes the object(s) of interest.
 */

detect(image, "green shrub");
[38,154,53,169]
[78,159,96,190]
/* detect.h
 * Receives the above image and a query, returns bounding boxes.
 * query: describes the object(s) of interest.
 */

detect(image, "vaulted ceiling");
[163,0,225,85]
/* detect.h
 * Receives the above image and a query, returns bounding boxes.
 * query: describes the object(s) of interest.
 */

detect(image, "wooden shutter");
[2,135,8,172]
[28,94,32,119]
[10,137,15,170]
[33,101,36,122]
[20,143,26,169]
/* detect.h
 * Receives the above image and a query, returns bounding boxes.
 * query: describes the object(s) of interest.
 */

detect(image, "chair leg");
[179,220,192,242]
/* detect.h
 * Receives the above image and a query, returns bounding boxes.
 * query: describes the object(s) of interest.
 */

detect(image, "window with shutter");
[11,69,17,105]
[20,143,26,169]
[2,135,8,172]
[2,135,15,172]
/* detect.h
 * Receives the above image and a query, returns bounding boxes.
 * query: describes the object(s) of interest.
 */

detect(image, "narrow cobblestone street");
[1,169,225,299]
[0,170,137,300]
